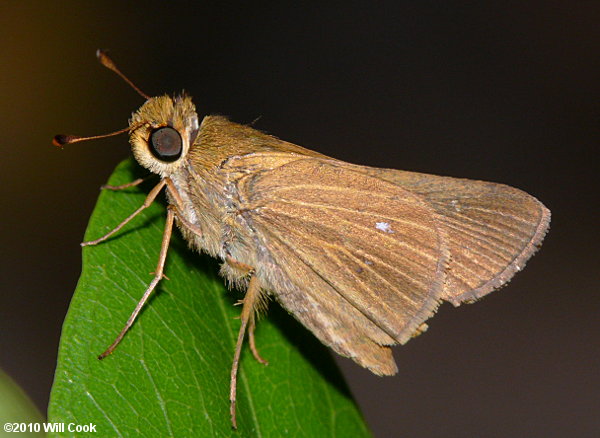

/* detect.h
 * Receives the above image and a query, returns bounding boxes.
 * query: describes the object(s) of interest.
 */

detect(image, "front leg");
[101,174,152,191]
[82,179,167,247]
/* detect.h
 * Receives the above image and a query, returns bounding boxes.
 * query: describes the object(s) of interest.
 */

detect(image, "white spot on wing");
[375,221,395,233]
[450,199,462,212]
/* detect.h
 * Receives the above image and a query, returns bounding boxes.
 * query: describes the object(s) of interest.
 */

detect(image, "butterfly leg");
[229,271,266,429]
[225,256,269,367]
[166,205,203,238]
[98,205,175,359]
[82,179,167,246]
[248,314,269,365]
[101,174,153,191]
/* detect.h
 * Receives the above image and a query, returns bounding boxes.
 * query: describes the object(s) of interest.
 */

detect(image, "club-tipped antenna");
[53,124,143,147]
[96,49,150,100]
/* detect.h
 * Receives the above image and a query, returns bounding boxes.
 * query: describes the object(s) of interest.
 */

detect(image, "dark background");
[1,2,598,437]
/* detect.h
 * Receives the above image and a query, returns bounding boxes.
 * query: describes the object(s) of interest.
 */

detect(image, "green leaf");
[48,158,371,437]
[0,368,45,437]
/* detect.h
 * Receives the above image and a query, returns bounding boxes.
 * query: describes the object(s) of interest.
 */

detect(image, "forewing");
[230,157,449,364]
[355,167,550,305]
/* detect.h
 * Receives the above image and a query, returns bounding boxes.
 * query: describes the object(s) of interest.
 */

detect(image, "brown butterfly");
[55,50,550,428]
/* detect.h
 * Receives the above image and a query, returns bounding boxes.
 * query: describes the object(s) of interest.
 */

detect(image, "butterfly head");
[129,94,200,177]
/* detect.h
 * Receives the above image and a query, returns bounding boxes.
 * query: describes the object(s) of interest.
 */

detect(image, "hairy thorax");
[168,156,260,287]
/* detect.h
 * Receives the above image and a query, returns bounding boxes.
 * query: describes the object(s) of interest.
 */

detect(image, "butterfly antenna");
[52,123,144,147]
[96,49,150,100]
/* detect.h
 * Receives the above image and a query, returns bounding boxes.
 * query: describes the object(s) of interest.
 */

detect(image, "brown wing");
[227,155,449,375]
[353,167,551,305]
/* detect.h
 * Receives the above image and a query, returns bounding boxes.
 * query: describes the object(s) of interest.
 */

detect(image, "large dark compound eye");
[149,126,182,161]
